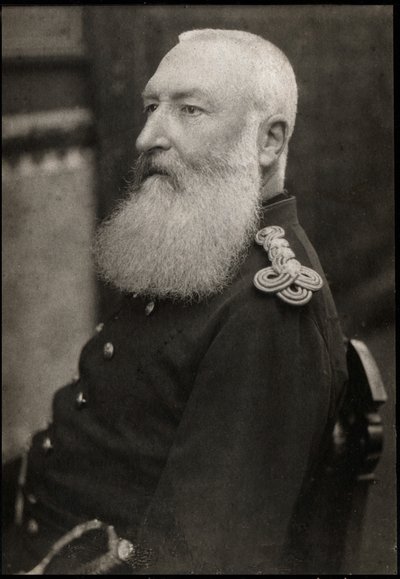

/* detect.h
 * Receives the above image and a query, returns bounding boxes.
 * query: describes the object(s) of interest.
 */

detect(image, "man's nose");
[135,110,172,153]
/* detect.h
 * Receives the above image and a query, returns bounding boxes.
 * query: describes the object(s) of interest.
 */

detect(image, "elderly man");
[3,29,347,574]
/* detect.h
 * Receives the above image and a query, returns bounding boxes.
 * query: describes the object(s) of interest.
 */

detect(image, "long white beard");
[93,127,262,302]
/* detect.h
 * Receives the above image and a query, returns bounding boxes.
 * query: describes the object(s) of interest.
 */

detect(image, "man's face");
[94,40,262,301]
[136,40,253,163]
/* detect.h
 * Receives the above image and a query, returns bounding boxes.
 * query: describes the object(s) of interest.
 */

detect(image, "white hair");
[179,29,298,140]
[94,121,261,301]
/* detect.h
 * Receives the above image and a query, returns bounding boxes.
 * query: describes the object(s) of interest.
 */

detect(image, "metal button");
[96,322,104,333]
[76,391,87,408]
[42,436,53,453]
[27,493,37,505]
[103,342,114,360]
[27,518,39,534]
[145,301,155,316]
[117,539,135,561]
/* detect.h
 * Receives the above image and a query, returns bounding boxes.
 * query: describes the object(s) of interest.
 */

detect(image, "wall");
[2,7,98,460]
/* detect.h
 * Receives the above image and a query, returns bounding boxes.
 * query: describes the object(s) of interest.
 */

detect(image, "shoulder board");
[253,226,323,306]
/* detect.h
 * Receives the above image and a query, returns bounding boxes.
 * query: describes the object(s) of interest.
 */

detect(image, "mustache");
[128,149,232,192]
[130,152,181,190]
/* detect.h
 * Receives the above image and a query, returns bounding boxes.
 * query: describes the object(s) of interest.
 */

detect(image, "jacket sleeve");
[131,298,334,574]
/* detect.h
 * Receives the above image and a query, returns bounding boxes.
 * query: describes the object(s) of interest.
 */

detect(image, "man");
[3,29,347,574]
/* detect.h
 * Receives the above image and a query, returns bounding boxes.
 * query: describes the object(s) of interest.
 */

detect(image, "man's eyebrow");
[141,87,213,102]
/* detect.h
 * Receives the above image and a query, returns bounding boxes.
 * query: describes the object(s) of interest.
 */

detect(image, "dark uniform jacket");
[4,194,347,574]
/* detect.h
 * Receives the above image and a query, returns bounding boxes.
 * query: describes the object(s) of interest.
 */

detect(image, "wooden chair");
[287,337,388,573]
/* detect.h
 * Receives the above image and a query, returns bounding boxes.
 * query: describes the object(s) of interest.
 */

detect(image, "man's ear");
[257,115,289,169]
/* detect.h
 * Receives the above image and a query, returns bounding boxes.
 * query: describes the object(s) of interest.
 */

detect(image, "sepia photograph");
[2,4,395,575]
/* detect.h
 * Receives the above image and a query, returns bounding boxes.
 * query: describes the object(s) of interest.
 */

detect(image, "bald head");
[177,29,298,138]
[137,29,297,194]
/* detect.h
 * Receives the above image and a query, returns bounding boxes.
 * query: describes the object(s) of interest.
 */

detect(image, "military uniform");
[3,193,347,574]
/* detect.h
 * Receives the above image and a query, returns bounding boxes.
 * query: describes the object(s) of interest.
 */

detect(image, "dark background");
[2,5,395,574]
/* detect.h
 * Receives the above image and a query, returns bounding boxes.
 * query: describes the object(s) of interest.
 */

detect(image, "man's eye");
[144,104,158,115]
[181,105,202,116]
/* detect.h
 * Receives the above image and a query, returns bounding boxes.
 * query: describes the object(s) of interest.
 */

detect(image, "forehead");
[143,41,250,106]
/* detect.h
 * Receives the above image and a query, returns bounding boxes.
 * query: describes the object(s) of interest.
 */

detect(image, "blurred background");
[2,5,395,573]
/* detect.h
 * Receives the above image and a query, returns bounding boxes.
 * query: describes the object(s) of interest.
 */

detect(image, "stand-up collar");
[260,194,299,229]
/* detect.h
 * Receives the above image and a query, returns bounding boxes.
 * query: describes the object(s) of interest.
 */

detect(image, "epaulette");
[253,226,323,306]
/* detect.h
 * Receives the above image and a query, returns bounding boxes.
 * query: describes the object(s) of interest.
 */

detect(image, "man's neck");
[260,166,285,202]
[262,190,290,207]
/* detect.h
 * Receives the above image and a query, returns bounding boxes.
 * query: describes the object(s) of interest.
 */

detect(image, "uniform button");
[27,493,37,505]
[76,391,87,408]
[42,436,53,453]
[96,322,104,333]
[103,342,114,360]
[117,539,135,561]
[27,518,39,534]
[145,301,155,316]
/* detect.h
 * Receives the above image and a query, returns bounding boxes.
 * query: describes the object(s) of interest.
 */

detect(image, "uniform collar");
[260,192,299,228]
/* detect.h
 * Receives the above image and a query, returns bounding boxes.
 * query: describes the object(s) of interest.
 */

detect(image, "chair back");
[285,337,387,573]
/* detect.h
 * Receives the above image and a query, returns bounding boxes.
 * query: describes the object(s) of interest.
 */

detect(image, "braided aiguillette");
[254,226,323,306]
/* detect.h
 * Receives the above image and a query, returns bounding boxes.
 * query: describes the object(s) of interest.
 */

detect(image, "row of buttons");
[24,319,109,536]
[25,302,155,537]
[71,320,107,409]
[100,300,155,360]
[37,312,126,462]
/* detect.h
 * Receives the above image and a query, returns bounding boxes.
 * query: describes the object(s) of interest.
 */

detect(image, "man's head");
[94,30,297,301]
[137,29,298,189]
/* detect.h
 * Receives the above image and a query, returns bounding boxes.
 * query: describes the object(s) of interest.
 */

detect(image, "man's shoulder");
[216,221,342,346]
[226,223,325,310]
